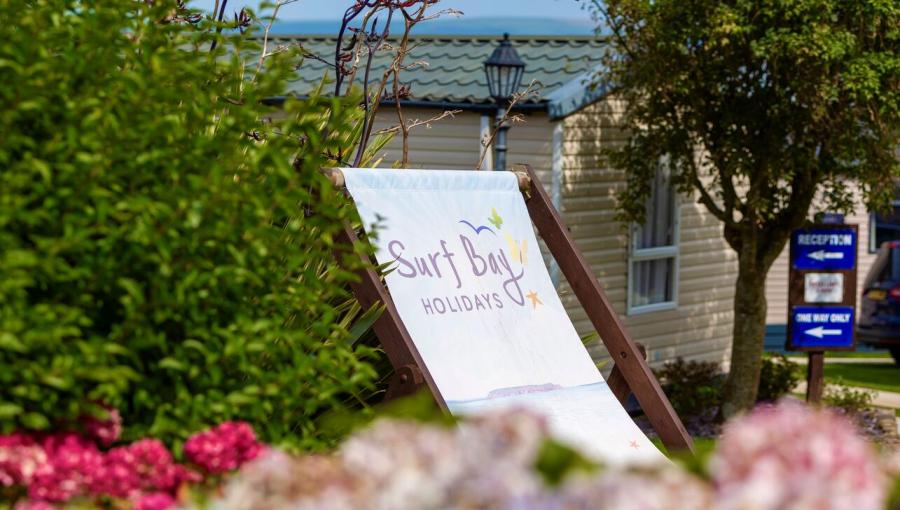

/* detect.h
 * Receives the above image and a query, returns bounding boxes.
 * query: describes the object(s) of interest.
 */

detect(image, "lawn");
[824,363,900,393]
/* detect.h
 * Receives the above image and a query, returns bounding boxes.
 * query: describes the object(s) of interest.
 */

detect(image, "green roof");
[267,35,607,107]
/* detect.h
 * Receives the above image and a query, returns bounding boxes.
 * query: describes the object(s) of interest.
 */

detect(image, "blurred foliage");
[757,354,800,402]
[533,439,598,487]
[0,0,384,451]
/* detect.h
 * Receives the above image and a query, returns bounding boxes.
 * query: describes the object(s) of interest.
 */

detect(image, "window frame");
[868,199,900,253]
[626,179,681,316]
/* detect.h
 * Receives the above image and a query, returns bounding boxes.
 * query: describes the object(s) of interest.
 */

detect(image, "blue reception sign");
[791,228,856,270]
[789,306,855,349]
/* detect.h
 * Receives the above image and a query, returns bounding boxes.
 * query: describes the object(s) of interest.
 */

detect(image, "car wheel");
[891,347,900,366]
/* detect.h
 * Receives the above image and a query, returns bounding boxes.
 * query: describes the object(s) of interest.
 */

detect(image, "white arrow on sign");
[805,326,842,338]
[807,250,844,261]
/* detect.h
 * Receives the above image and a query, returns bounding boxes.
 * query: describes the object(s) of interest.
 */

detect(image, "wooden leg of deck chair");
[518,164,693,453]
[607,343,647,406]
[334,223,448,412]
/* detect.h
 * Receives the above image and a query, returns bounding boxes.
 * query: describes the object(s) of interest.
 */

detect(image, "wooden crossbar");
[329,165,693,453]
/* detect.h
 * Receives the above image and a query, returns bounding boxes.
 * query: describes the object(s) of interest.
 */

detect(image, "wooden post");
[517,164,694,453]
[806,351,825,404]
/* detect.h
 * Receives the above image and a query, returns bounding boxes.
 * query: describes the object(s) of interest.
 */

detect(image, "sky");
[191,0,591,21]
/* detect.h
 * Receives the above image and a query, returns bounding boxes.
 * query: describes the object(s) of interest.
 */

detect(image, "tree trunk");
[720,258,768,419]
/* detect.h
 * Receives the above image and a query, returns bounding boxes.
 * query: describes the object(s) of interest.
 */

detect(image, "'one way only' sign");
[789,306,855,349]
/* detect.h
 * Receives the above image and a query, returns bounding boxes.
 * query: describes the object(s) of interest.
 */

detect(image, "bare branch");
[476,80,543,170]
[375,109,462,136]
[209,0,229,51]
[389,1,432,166]
[352,8,396,167]
[254,0,300,81]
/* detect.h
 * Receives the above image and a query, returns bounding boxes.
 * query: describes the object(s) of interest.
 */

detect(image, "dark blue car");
[857,241,900,364]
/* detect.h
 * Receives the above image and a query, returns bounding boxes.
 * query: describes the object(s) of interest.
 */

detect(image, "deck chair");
[329,165,692,464]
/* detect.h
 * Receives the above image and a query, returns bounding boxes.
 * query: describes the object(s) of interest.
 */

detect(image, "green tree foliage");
[589,0,899,416]
[0,0,379,450]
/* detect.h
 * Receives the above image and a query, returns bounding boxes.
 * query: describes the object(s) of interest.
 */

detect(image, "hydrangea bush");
[200,401,896,510]
[2,401,898,509]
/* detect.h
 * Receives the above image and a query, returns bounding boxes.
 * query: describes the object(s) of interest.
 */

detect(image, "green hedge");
[0,0,376,450]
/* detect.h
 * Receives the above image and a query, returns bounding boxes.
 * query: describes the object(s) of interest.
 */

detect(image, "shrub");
[0,0,376,450]
[757,354,801,402]
[824,379,876,413]
[653,358,723,419]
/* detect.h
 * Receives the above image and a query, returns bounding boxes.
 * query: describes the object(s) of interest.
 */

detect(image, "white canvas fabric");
[342,168,666,465]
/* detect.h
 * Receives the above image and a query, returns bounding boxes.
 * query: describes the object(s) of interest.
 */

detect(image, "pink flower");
[0,433,48,487]
[134,491,177,510]
[184,421,265,474]
[82,407,122,447]
[12,499,55,510]
[29,433,103,502]
[91,438,197,497]
[711,401,888,510]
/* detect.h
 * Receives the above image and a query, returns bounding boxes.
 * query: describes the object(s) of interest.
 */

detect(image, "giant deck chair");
[330,165,692,463]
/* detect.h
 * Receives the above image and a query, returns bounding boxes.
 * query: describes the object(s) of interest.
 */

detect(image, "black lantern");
[483,33,525,103]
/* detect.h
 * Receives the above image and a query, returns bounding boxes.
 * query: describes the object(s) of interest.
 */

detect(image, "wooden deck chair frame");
[328,164,694,453]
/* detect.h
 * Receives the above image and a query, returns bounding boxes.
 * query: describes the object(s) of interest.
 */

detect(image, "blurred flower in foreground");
[207,403,900,510]
[711,400,887,510]
[521,468,713,510]
[209,409,715,510]
[211,410,550,510]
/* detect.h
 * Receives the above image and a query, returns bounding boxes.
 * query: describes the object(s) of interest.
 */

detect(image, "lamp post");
[483,33,525,172]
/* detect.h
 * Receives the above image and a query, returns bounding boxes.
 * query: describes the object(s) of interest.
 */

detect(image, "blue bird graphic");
[458,219,496,235]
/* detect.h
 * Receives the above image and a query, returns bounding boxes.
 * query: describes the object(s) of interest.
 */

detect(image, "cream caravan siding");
[369,108,554,185]
[560,99,736,368]
[764,195,877,325]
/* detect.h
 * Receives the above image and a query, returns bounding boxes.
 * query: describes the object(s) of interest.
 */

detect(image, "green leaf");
[0,403,23,419]
[159,358,186,371]
[20,412,50,430]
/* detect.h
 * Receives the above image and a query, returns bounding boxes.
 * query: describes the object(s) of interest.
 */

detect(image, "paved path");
[796,381,900,408]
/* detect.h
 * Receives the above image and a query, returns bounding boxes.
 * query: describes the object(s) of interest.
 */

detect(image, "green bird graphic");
[488,208,503,230]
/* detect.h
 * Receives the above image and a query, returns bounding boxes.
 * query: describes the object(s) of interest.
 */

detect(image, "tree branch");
[476,80,542,170]
[254,0,299,81]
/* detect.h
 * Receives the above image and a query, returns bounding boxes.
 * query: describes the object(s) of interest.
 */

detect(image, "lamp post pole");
[483,33,524,172]
[494,105,509,172]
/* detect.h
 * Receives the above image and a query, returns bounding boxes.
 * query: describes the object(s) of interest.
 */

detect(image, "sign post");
[786,224,858,404]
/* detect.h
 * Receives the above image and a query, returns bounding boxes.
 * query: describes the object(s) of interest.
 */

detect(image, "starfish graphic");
[525,290,543,309]
[629,440,640,449]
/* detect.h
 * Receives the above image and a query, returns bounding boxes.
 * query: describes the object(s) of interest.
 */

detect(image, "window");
[868,200,900,253]
[627,170,679,314]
